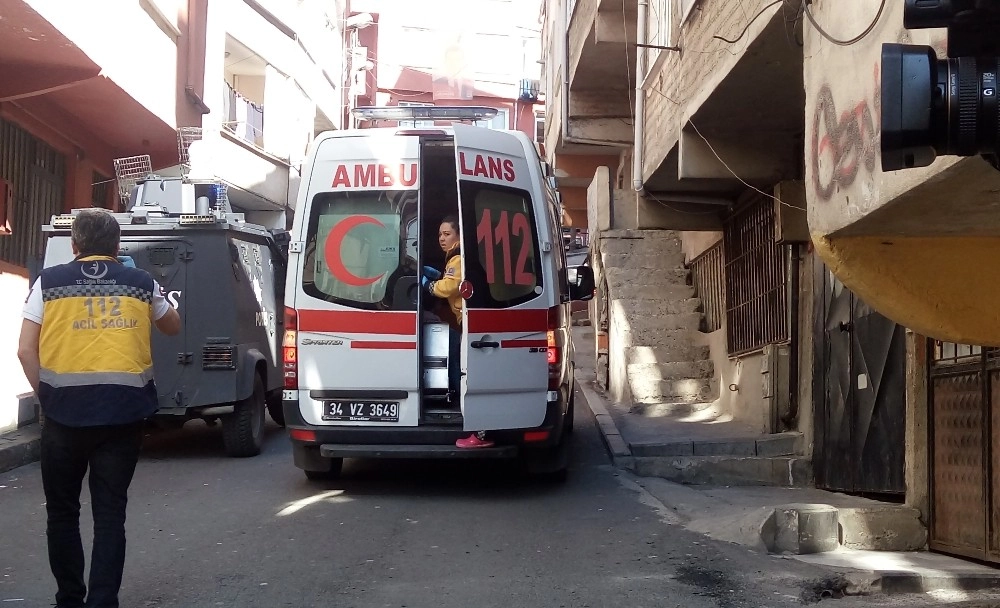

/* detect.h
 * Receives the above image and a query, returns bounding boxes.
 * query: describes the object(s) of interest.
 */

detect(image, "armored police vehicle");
[40,176,288,457]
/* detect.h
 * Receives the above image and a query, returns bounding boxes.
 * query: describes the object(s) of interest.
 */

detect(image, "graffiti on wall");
[811,65,881,201]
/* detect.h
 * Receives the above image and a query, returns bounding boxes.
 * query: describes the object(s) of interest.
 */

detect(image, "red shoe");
[456,433,494,449]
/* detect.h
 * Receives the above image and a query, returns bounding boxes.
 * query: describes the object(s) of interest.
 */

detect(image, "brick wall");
[642,0,784,179]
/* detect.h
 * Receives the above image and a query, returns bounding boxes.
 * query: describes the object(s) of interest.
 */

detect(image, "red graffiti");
[811,66,881,201]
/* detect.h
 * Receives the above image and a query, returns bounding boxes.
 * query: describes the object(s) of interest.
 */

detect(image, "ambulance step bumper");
[320,443,518,459]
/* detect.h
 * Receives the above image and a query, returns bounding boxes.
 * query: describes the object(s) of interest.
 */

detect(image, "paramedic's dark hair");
[440,215,460,234]
[72,208,120,257]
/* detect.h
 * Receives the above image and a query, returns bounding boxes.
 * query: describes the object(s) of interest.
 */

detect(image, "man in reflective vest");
[17,208,180,608]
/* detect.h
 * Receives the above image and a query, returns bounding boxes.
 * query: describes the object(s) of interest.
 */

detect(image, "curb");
[0,424,41,475]
[575,370,632,469]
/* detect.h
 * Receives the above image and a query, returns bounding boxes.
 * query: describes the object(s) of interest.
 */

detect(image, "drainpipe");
[632,0,648,193]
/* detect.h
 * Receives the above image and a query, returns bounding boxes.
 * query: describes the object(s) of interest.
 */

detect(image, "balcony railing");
[222,81,264,148]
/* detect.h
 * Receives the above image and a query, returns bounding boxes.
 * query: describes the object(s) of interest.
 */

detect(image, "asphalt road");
[2,393,996,608]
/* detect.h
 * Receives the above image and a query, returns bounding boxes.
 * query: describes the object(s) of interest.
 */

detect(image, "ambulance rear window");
[460,182,542,308]
[301,190,416,310]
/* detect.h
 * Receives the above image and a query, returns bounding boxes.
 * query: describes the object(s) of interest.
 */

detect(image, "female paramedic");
[421,216,493,449]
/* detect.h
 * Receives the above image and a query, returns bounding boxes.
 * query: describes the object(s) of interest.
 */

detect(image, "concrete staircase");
[600,230,717,409]
[596,229,810,487]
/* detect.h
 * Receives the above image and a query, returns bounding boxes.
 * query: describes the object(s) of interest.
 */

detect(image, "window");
[461,182,542,308]
[397,101,435,128]
[92,172,112,209]
[723,192,789,356]
[301,190,417,310]
[474,109,509,130]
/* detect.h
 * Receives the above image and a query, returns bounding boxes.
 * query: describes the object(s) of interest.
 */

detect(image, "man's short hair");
[72,208,120,257]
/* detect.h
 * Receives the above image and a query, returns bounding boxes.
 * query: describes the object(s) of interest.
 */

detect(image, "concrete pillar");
[905,330,930,523]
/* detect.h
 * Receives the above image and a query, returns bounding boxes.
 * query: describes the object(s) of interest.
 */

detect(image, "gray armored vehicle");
[39,176,288,457]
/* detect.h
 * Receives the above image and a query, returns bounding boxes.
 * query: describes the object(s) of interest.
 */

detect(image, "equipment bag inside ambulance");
[283,107,595,480]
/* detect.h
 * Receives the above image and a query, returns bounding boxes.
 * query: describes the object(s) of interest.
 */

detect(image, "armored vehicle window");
[460,182,543,308]
[301,190,415,310]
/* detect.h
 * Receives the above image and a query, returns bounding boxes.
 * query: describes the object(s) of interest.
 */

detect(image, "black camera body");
[881,0,1000,171]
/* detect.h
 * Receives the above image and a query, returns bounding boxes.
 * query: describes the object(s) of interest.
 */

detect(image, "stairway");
[599,229,717,411]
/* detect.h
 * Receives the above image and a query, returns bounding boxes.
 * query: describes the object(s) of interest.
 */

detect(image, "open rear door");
[452,123,549,431]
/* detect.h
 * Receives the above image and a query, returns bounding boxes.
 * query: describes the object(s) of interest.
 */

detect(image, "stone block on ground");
[838,506,928,551]
[766,504,839,555]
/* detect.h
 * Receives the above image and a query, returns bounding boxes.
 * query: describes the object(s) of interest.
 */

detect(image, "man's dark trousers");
[40,418,143,608]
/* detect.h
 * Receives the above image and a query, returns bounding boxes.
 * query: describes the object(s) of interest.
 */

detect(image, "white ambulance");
[281,107,595,480]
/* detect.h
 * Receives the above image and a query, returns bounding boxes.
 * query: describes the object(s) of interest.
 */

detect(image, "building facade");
[0,0,347,432]
[542,0,991,560]
[345,0,544,140]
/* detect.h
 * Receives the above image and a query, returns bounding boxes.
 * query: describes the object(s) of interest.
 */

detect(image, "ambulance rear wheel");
[223,374,265,457]
[304,458,343,481]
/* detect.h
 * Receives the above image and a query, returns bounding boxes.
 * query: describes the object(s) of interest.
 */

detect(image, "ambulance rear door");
[452,123,550,432]
[291,134,422,427]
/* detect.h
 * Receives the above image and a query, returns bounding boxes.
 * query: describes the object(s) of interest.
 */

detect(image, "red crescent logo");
[324,215,388,287]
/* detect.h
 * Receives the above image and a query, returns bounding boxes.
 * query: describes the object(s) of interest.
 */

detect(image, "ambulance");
[281,106,595,480]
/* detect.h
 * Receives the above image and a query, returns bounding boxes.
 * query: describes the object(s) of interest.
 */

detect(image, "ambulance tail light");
[283,307,298,389]
[547,306,563,390]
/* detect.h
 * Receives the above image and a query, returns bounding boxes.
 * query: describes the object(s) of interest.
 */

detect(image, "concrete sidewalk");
[571,326,1000,594]
[0,424,40,474]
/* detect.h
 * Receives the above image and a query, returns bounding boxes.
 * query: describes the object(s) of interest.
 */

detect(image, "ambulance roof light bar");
[352,106,498,123]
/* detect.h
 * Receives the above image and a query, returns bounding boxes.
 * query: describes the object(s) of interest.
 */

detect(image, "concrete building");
[345,0,544,140]
[543,0,1000,564]
[0,0,347,432]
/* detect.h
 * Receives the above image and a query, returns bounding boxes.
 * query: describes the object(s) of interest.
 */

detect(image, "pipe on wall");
[632,0,648,193]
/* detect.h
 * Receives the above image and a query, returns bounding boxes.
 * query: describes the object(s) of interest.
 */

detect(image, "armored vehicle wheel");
[304,458,343,481]
[265,390,285,427]
[223,374,265,457]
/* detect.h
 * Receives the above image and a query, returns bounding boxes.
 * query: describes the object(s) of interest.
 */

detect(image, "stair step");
[628,401,716,417]
[611,297,702,316]
[604,267,689,285]
[630,376,715,403]
[626,345,712,364]
[600,237,683,257]
[617,328,702,349]
[606,283,696,301]
[613,312,703,333]
[601,251,687,269]
[627,360,715,381]
[630,456,813,487]
[629,432,800,457]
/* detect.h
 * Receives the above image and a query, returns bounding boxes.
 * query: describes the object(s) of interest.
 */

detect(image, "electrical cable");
[801,0,886,46]
[714,0,783,44]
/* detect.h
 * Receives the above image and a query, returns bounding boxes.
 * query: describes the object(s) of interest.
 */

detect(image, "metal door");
[814,263,906,494]
[927,343,1000,563]
[125,239,189,410]
[452,123,549,431]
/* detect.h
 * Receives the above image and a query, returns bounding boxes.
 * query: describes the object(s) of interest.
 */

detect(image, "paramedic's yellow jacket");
[430,245,463,326]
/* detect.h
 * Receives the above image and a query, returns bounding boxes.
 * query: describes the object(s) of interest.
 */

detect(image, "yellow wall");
[813,235,1000,345]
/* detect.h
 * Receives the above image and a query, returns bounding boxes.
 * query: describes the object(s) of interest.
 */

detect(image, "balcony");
[222,80,264,148]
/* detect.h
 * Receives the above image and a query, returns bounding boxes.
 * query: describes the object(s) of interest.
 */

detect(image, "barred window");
[723,192,789,356]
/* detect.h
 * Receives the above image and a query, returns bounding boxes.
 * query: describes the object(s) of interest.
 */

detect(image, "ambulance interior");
[417,138,463,423]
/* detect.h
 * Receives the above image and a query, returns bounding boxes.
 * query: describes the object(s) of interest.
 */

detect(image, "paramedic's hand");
[421,275,432,292]
[422,266,441,280]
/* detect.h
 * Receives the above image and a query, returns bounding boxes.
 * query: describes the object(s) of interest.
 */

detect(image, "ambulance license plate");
[323,400,399,422]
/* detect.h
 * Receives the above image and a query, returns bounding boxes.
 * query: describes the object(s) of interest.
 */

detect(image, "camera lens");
[882,43,1000,170]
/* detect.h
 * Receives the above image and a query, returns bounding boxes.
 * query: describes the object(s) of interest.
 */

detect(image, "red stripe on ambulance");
[297,310,417,335]
[467,309,547,334]
[351,341,417,350]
